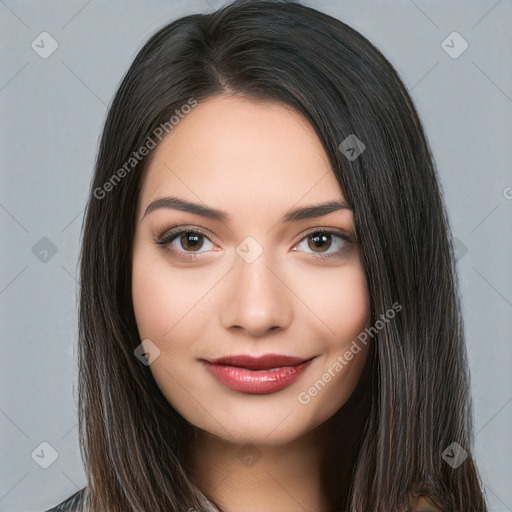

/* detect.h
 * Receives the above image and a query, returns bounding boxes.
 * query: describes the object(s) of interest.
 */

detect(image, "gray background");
[1,0,511,510]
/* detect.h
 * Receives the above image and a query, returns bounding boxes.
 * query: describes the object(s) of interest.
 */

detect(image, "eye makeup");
[154,222,355,262]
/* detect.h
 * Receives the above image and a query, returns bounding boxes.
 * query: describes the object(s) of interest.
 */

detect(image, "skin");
[131,94,371,512]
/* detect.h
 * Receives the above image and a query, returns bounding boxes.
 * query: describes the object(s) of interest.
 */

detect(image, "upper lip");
[205,354,314,370]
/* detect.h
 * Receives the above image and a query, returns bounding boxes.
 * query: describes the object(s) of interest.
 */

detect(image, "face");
[131,95,370,445]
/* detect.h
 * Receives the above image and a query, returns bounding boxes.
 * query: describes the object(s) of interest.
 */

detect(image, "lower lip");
[202,359,315,395]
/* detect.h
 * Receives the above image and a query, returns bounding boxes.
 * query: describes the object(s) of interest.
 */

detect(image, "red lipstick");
[201,353,316,395]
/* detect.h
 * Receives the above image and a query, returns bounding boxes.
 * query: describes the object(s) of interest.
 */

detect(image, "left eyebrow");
[142,196,352,223]
[283,200,352,222]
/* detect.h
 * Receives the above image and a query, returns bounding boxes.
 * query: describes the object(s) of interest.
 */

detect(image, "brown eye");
[294,229,352,258]
[178,231,205,252]
[307,232,333,252]
[156,226,216,259]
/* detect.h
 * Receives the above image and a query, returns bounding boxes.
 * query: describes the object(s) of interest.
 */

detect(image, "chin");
[186,399,331,446]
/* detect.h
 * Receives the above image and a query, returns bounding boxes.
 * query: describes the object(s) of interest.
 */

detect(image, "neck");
[184,354,373,512]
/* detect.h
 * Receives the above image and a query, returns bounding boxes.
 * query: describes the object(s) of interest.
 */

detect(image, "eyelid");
[294,226,353,244]
[156,223,220,245]
[156,224,353,247]
[156,227,354,266]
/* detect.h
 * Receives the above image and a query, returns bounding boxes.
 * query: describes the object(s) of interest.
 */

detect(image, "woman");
[46,0,488,510]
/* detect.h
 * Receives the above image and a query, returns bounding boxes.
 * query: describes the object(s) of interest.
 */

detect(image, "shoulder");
[410,494,443,512]
[44,488,87,512]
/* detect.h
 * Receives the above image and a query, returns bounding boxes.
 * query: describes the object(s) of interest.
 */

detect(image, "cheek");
[131,244,195,352]
[132,259,173,340]
[331,266,369,339]
[293,260,369,345]
[131,249,218,425]
[293,264,370,420]
[131,248,216,353]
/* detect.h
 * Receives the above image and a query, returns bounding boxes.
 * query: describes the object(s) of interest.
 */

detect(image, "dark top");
[44,486,442,511]
[44,488,86,512]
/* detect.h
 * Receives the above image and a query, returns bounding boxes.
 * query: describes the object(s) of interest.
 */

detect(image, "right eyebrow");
[142,196,229,221]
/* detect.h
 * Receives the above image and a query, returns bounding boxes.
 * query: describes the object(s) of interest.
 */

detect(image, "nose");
[220,249,293,338]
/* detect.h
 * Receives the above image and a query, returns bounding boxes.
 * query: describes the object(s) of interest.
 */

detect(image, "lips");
[208,354,311,370]
[201,353,316,394]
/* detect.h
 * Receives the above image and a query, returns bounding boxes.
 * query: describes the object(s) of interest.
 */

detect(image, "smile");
[200,353,317,394]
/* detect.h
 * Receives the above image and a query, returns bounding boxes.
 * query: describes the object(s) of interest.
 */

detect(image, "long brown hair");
[72,1,489,510]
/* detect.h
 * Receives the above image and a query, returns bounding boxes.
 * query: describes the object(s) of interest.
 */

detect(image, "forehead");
[139,95,345,219]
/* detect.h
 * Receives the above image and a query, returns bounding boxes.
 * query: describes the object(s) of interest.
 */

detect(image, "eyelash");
[154,223,353,262]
